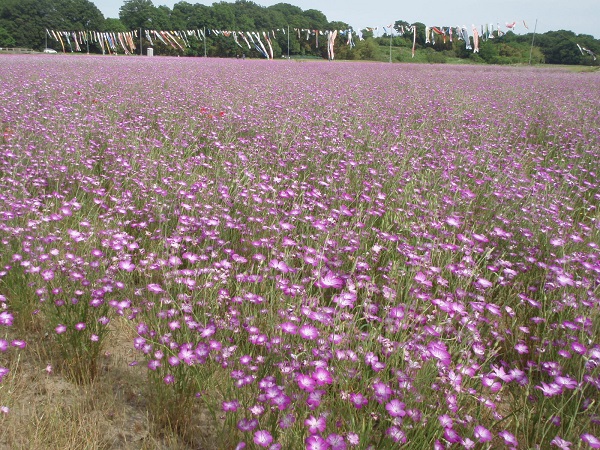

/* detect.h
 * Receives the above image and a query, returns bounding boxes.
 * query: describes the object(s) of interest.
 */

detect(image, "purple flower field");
[1,55,599,449]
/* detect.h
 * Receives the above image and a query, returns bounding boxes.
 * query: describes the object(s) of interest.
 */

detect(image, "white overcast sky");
[94,0,598,38]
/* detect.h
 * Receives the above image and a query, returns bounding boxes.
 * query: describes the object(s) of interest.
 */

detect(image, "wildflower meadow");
[0,55,599,449]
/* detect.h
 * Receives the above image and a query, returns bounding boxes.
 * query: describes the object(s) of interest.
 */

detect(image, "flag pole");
[389,28,392,62]
[204,27,207,57]
[287,25,290,59]
[528,19,538,65]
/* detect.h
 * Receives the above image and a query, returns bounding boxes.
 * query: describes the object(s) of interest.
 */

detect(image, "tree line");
[0,0,597,65]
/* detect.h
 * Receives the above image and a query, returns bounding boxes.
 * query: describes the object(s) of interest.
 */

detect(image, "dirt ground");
[0,319,217,450]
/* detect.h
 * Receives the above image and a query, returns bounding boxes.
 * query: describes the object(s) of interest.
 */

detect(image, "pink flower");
[556,274,575,286]
[147,283,164,293]
[551,436,572,449]
[428,341,451,366]
[326,433,346,450]
[305,415,327,434]
[414,271,432,287]
[386,426,406,443]
[474,425,492,442]
[299,324,319,340]
[499,430,518,447]
[385,399,406,418]
[446,216,461,227]
[312,367,333,386]
[253,430,273,448]
[41,269,54,281]
[269,259,292,273]
[315,271,344,289]
[536,382,563,397]
[475,278,493,289]
[305,435,328,450]
[0,311,14,327]
[222,400,240,412]
[297,373,316,392]
[349,393,368,409]
[581,434,600,449]
[118,260,136,272]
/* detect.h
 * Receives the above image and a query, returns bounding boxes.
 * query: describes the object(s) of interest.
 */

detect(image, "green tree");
[0,25,15,46]
[55,0,104,31]
[103,18,127,32]
[303,9,327,30]
[0,0,105,50]
[119,0,155,29]
[354,37,379,60]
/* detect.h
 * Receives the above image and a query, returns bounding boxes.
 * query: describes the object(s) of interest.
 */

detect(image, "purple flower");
[147,360,161,371]
[386,426,406,444]
[55,324,67,334]
[315,271,344,289]
[253,430,273,447]
[499,430,518,447]
[222,400,240,412]
[536,382,563,397]
[305,415,327,434]
[269,259,292,273]
[551,436,572,449]
[299,324,320,340]
[147,283,164,293]
[305,435,329,450]
[280,322,298,334]
[11,340,26,349]
[249,404,265,416]
[41,269,54,281]
[0,312,14,327]
[312,367,333,386]
[444,427,461,444]
[346,433,359,446]
[118,260,136,272]
[237,418,258,432]
[372,381,392,403]
[297,373,316,392]
[326,433,346,450]
[414,271,432,287]
[428,341,451,366]
[582,434,600,449]
[349,393,368,409]
[279,413,296,429]
[555,375,578,389]
[473,425,492,443]
[385,399,406,418]
[475,278,493,289]
[438,414,453,428]
[514,341,529,354]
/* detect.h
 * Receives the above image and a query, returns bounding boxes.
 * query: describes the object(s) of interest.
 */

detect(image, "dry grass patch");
[0,318,213,449]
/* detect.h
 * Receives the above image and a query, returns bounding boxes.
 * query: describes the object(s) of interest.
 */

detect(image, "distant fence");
[0,48,36,54]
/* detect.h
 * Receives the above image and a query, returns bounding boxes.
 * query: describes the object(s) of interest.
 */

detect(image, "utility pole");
[140,27,142,55]
[287,25,290,59]
[204,27,207,57]
[389,30,392,63]
[85,21,90,54]
[528,19,538,65]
